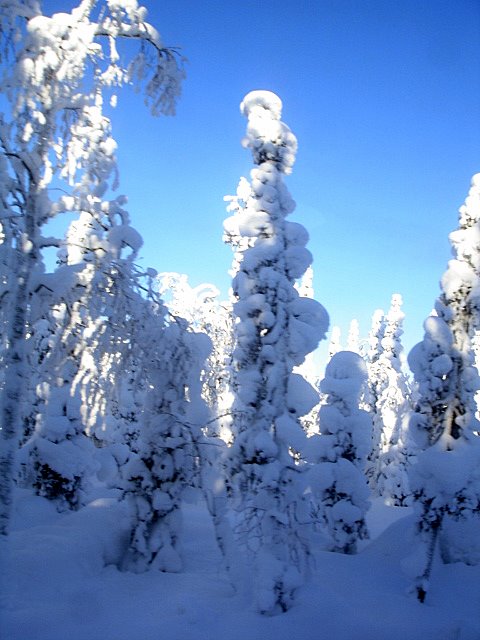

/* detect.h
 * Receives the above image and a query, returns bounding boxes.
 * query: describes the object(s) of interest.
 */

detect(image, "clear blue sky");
[45,0,480,366]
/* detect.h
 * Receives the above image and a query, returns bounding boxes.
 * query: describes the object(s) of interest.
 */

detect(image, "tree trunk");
[0,194,37,536]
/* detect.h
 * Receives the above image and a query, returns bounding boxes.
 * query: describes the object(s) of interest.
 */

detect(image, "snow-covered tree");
[374,295,415,503]
[327,325,342,363]
[223,90,329,614]
[0,0,185,533]
[21,226,159,510]
[20,300,99,510]
[157,272,234,441]
[120,311,210,573]
[408,173,480,601]
[365,296,414,503]
[347,319,361,354]
[364,308,386,481]
[309,351,371,554]
[17,211,126,505]
[366,309,386,369]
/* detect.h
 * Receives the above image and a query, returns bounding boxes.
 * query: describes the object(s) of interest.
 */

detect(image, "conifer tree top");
[239,90,297,174]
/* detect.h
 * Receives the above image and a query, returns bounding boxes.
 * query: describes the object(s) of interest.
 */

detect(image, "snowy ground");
[1,491,479,640]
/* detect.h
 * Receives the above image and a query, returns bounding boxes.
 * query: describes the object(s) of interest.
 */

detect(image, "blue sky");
[45,0,480,365]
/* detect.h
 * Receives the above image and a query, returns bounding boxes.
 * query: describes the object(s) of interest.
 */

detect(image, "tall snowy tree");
[0,0,185,533]
[309,351,371,554]
[408,173,480,601]
[223,90,329,614]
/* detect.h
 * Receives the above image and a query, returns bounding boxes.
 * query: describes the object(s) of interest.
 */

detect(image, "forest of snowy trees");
[0,0,479,628]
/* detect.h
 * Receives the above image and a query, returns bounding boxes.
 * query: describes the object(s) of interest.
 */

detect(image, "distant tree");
[374,295,415,504]
[309,351,371,554]
[224,90,329,614]
[364,308,386,482]
[365,296,414,503]
[408,173,480,602]
[0,0,185,534]
[327,325,342,363]
[367,309,386,362]
[347,319,361,354]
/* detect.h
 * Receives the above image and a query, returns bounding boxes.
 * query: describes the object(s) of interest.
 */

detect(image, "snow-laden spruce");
[408,173,480,602]
[0,1,184,534]
[327,325,342,362]
[308,351,371,554]
[363,308,386,484]
[347,319,361,354]
[224,90,329,615]
[365,295,415,504]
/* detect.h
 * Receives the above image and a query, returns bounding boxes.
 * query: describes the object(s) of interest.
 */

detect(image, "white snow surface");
[2,490,479,640]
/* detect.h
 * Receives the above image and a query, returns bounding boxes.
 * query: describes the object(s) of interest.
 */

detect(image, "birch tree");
[0,0,184,534]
